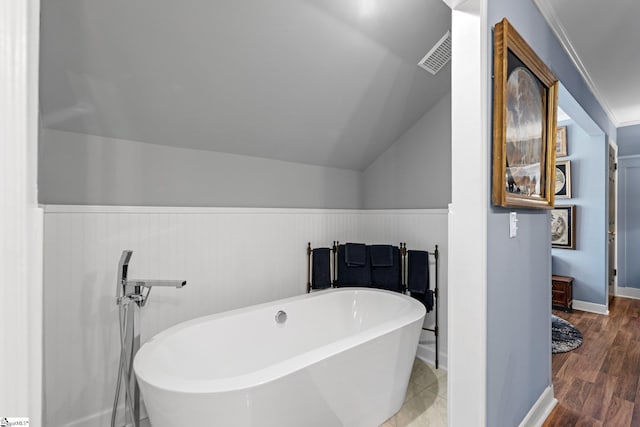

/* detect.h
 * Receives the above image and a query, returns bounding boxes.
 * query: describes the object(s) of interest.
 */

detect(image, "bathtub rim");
[134,288,426,394]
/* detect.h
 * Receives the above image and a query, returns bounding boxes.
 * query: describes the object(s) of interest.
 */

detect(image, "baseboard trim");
[60,406,116,427]
[615,286,640,300]
[518,385,557,427]
[572,300,609,315]
[416,343,448,371]
[60,405,148,427]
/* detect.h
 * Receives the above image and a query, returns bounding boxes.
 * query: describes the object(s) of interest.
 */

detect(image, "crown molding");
[617,118,640,128]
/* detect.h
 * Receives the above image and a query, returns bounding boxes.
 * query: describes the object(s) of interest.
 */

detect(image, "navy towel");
[411,290,434,312]
[370,245,394,267]
[345,243,366,267]
[426,289,434,312]
[336,244,371,287]
[312,248,331,290]
[408,250,429,294]
[371,246,402,292]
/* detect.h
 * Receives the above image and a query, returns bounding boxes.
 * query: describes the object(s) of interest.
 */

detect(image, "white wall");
[43,206,447,427]
[362,93,452,209]
[39,129,363,209]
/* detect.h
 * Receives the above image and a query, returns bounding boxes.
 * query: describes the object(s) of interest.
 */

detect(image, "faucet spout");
[125,279,187,288]
[116,250,187,307]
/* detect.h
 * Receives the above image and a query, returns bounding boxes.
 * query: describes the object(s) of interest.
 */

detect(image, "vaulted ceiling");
[40,0,451,170]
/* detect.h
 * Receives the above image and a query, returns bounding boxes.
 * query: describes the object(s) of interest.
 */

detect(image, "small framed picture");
[555,160,572,198]
[556,126,567,157]
[551,205,576,249]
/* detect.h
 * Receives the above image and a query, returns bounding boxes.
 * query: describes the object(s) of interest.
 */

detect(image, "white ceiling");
[39,0,451,170]
[535,0,640,127]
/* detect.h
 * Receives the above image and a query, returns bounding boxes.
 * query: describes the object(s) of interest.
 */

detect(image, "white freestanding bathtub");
[134,288,426,427]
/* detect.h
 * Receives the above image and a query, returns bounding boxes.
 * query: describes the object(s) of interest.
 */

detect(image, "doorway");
[608,142,617,303]
[554,83,609,314]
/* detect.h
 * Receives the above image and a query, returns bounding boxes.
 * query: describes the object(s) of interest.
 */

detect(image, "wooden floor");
[543,297,640,426]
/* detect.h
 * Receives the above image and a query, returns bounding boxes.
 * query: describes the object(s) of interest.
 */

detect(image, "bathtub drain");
[275,310,287,324]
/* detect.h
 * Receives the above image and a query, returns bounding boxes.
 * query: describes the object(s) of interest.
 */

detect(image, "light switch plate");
[509,212,518,238]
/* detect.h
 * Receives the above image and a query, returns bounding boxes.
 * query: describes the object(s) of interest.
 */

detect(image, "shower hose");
[111,300,139,427]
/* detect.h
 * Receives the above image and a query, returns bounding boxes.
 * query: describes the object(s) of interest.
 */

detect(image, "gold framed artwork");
[492,18,559,209]
[556,126,567,157]
[554,160,571,198]
[551,205,576,249]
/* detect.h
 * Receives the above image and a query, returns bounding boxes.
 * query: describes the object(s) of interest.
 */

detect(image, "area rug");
[552,315,583,354]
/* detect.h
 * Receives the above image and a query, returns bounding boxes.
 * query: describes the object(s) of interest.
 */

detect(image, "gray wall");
[485,0,615,425]
[552,122,608,305]
[618,124,640,156]
[39,129,362,208]
[39,97,455,209]
[362,93,451,209]
[618,156,640,288]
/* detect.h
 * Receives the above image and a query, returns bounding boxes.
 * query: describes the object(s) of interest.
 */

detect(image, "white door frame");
[0,0,43,423]
[608,138,618,303]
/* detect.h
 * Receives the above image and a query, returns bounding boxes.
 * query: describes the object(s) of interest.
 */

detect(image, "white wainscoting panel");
[43,206,447,426]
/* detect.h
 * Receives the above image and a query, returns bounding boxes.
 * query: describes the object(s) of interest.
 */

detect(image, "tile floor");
[380,358,448,427]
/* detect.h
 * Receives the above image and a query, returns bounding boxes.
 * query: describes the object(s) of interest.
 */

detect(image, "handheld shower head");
[117,250,134,302]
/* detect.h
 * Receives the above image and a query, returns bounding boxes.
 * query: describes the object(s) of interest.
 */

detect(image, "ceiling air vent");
[417,31,451,75]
